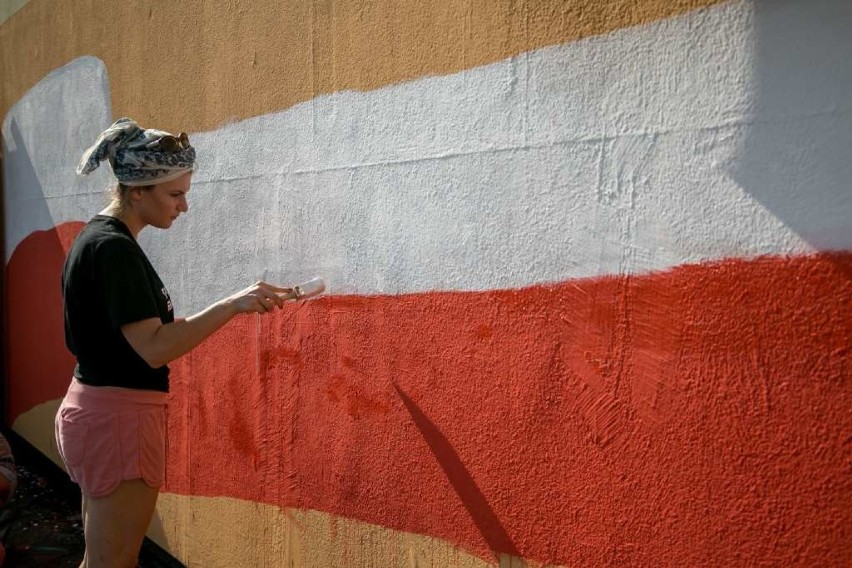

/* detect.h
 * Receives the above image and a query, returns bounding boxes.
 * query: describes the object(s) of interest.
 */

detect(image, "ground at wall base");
[0,427,184,568]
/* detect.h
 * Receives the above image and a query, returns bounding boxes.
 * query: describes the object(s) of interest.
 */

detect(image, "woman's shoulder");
[76,220,140,262]
[92,232,140,258]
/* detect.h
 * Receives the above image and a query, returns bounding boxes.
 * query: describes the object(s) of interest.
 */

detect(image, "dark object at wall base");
[0,426,185,568]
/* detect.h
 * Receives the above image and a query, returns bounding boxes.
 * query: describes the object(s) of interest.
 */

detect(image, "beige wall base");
[152,493,544,568]
[14,403,540,566]
[11,398,64,468]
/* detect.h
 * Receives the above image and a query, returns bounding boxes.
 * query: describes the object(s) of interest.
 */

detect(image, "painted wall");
[2,1,851,566]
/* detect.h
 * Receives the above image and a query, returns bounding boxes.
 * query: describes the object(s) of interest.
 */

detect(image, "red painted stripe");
[7,223,852,565]
[165,253,852,565]
[5,223,83,422]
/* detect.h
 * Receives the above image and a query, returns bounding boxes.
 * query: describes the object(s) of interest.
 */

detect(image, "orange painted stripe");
[5,223,82,423]
[1,0,726,133]
[7,223,851,564]
[160,253,851,564]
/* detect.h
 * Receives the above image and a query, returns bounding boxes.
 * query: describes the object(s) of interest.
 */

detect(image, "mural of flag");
[3,0,851,566]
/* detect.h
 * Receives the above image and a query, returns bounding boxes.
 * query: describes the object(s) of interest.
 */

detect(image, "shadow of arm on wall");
[393,383,521,561]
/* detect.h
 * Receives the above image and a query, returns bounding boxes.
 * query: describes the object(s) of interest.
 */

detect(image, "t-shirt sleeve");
[95,239,162,328]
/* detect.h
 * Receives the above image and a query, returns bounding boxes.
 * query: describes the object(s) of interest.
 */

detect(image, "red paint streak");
[6,225,851,565]
[327,374,389,419]
[5,222,84,423]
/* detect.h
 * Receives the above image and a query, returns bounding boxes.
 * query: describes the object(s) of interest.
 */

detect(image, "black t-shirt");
[61,215,174,392]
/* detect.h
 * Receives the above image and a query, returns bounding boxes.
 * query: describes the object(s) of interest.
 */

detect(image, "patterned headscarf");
[77,117,196,186]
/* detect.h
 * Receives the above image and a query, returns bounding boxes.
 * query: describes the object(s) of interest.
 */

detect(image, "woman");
[56,117,290,567]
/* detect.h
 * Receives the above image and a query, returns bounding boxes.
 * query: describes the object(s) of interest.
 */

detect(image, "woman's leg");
[80,495,88,567]
[80,479,159,568]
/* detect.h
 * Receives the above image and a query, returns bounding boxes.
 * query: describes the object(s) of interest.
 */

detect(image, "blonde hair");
[108,182,153,213]
[107,183,129,213]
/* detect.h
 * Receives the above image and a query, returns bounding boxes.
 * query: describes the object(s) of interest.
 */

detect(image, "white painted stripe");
[2,56,112,260]
[4,1,852,315]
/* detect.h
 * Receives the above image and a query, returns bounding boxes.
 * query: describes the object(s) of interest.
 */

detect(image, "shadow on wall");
[3,118,53,258]
[393,384,523,564]
[146,511,169,556]
[730,0,852,273]
[2,118,74,427]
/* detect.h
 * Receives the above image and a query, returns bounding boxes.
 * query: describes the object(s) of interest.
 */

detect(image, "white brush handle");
[279,277,326,301]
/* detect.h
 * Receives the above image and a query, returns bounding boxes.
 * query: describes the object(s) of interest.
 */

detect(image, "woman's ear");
[128,186,146,203]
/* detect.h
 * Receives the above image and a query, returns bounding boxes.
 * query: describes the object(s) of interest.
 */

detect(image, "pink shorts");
[54,379,167,498]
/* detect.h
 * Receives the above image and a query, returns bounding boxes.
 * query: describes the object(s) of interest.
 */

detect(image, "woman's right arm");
[120,281,290,369]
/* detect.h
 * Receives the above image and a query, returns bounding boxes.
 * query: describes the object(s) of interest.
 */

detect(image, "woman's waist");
[64,378,167,410]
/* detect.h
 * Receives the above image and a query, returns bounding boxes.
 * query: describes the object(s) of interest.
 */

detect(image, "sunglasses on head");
[150,132,190,153]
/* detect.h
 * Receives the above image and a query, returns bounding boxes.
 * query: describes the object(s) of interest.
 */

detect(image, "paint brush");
[278,277,326,301]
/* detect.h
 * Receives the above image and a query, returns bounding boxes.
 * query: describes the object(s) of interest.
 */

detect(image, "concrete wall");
[2,1,851,566]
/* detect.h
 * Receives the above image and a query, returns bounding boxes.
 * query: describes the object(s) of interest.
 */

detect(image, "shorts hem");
[79,476,163,499]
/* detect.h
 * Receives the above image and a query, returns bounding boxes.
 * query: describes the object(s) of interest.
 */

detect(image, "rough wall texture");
[2,1,851,566]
